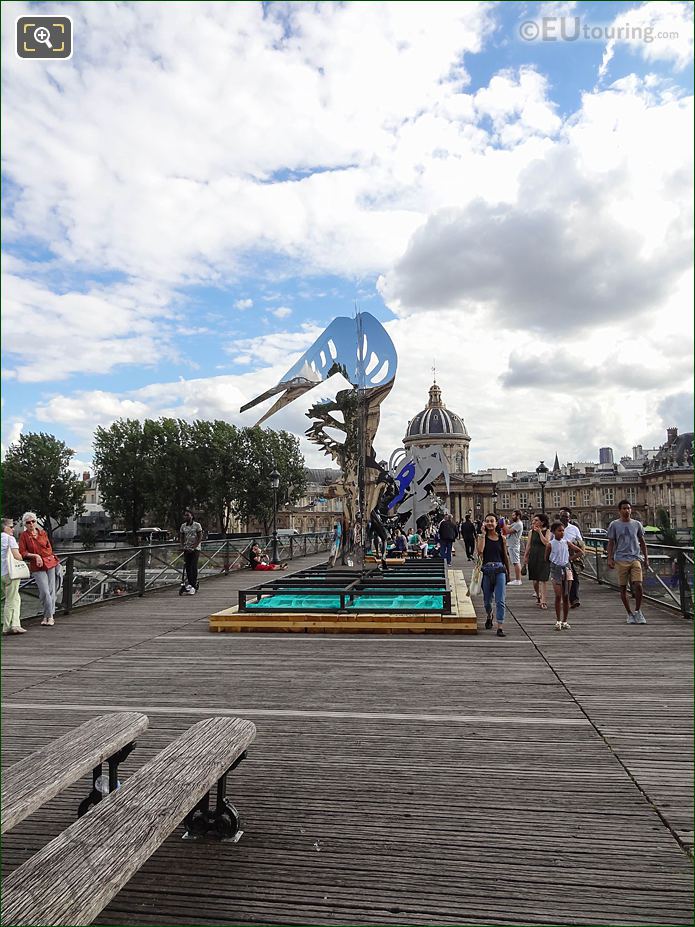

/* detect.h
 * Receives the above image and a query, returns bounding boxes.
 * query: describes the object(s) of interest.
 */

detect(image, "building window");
[552,490,561,508]
[455,452,463,473]
[582,489,591,506]
[518,492,528,508]
[501,493,510,509]
[568,490,577,507]
[625,486,637,503]
[602,487,615,506]
[536,492,542,507]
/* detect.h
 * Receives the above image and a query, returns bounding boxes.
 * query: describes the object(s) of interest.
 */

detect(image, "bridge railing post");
[62,555,74,614]
[138,548,146,597]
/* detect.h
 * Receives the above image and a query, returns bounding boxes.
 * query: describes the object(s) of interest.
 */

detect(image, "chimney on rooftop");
[667,427,678,445]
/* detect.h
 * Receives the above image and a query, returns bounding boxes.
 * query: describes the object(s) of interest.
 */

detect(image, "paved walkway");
[2,560,692,925]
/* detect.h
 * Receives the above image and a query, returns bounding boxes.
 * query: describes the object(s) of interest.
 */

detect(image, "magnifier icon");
[33,26,53,49]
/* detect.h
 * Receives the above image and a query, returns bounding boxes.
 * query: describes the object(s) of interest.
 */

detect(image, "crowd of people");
[1,500,656,636]
[375,501,653,635]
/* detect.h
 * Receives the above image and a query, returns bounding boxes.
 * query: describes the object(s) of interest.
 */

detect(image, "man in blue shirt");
[607,500,650,624]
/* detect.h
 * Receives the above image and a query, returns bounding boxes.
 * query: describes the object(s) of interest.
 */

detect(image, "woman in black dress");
[523,514,551,609]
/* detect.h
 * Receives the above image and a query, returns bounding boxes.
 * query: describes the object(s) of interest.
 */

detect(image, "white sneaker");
[634,609,647,624]
[626,613,638,624]
[561,622,571,630]
[186,587,196,595]
[554,620,562,631]
[509,580,522,586]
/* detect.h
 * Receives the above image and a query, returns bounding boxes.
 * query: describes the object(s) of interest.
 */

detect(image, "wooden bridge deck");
[2,555,692,926]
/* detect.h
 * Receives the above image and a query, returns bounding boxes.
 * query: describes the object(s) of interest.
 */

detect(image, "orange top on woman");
[19,528,59,574]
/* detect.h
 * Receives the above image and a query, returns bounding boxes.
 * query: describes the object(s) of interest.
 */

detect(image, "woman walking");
[476,512,511,637]
[2,517,26,635]
[523,513,551,609]
[19,513,60,626]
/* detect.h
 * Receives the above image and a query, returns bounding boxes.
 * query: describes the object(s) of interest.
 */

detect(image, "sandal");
[539,602,548,609]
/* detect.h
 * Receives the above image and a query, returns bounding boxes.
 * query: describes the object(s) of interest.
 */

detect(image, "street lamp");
[491,484,498,512]
[536,460,549,513]
[270,467,281,564]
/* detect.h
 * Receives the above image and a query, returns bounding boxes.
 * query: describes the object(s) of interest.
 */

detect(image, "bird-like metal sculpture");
[241,312,398,567]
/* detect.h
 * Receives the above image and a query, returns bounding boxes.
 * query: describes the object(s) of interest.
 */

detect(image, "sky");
[2,0,693,475]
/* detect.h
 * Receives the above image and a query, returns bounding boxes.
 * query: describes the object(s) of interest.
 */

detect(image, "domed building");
[404,382,470,474]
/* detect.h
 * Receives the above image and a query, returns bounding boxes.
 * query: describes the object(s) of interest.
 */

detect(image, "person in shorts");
[559,508,584,608]
[544,521,584,630]
[506,510,524,584]
[607,500,650,624]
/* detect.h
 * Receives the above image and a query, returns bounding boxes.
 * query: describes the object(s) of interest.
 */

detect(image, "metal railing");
[18,533,333,622]
[580,538,693,619]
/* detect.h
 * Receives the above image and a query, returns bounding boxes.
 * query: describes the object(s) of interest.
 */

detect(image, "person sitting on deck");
[248,543,287,571]
[393,529,408,554]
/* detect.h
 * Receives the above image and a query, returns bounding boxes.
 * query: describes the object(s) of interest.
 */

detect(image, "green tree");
[189,420,244,533]
[236,427,306,532]
[655,508,679,546]
[92,419,155,539]
[146,418,195,533]
[1,432,85,542]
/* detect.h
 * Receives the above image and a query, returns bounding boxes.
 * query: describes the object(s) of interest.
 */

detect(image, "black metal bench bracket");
[77,741,136,818]
[182,751,247,843]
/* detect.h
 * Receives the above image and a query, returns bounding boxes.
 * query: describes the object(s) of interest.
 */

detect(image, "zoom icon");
[17,16,72,59]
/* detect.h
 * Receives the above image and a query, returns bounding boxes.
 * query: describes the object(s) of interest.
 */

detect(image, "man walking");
[460,514,476,561]
[607,500,649,624]
[179,509,203,596]
[559,508,584,607]
[438,514,457,566]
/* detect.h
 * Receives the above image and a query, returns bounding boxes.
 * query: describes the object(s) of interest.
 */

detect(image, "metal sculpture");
[241,311,397,567]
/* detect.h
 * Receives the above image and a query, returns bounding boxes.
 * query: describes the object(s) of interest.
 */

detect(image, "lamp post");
[270,467,281,564]
[536,460,549,513]
[491,485,498,513]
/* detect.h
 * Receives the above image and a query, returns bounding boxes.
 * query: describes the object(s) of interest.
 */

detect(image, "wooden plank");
[1,712,148,834]
[1,717,257,927]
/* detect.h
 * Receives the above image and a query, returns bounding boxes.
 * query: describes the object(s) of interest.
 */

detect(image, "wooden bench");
[1,716,257,927]
[1,711,149,834]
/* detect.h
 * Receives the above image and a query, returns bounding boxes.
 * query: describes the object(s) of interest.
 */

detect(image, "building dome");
[405,383,469,439]
[403,383,471,475]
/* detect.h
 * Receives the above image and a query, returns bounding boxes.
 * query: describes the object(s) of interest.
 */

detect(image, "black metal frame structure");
[239,562,452,614]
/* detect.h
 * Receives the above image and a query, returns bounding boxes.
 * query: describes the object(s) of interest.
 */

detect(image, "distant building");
[599,447,614,465]
[642,427,694,530]
[404,382,471,474]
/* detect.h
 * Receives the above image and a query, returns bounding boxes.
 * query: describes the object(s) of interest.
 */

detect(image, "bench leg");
[182,752,247,843]
[76,741,137,818]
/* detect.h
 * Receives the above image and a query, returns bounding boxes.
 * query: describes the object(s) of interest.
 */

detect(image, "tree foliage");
[655,508,679,546]
[235,427,307,533]
[1,433,85,541]
[92,419,155,538]
[92,418,306,535]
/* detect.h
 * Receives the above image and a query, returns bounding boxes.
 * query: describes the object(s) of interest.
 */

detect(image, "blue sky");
[2,1,693,472]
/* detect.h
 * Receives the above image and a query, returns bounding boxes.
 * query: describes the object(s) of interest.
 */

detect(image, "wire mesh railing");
[581,538,693,619]
[17,533,333,622]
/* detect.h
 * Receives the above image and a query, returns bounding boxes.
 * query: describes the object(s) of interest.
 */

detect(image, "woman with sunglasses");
[19,513,61,626]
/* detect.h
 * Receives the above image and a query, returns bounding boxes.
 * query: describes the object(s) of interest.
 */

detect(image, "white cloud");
[0,269,177,382]
[234,298,253,310]
[270,306,292,319]
[1,419,23,457]
[601,1,694,79]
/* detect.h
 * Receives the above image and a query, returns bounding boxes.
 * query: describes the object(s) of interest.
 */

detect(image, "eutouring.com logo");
[519,17,679,44]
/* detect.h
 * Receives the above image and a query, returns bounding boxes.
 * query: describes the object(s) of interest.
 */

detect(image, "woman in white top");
[2,517,26,634]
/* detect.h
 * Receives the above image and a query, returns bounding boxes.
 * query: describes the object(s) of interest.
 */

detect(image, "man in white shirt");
[559,508,584,608]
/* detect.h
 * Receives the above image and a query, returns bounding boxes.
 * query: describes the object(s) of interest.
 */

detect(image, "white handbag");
[6,548,31,581]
